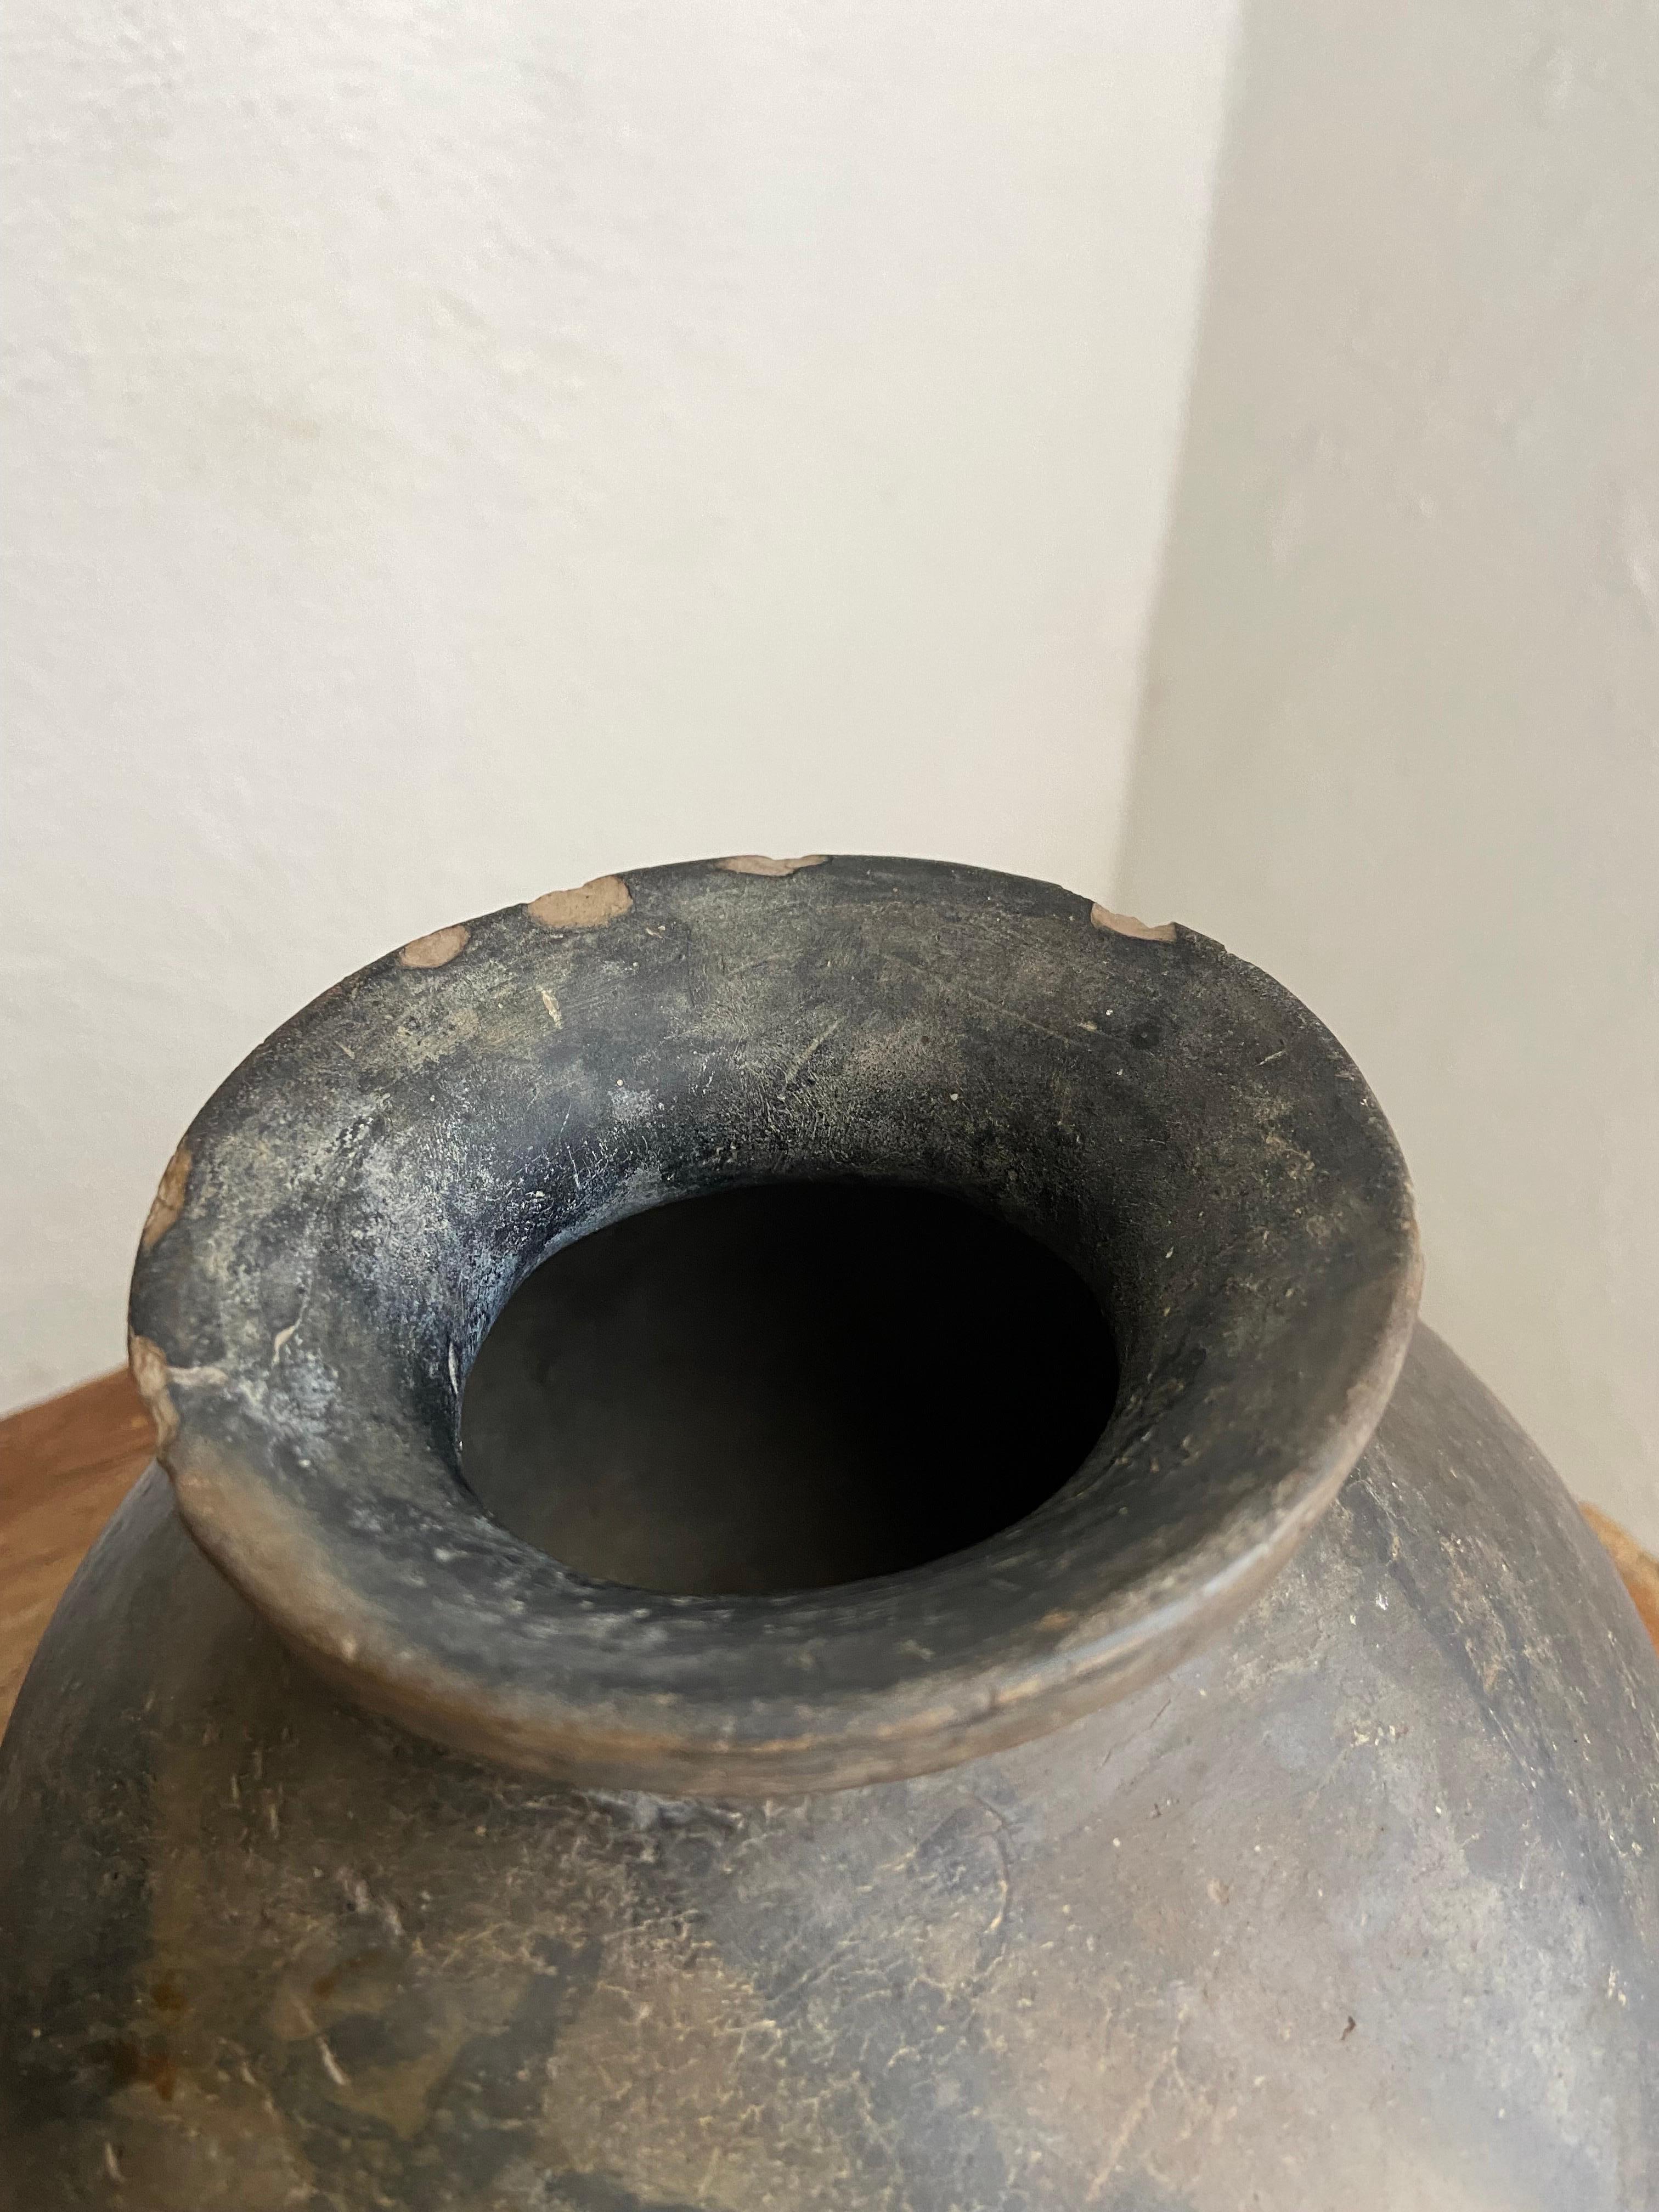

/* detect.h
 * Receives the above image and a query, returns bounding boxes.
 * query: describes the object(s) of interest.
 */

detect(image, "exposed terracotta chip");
[716,854,829,878]
[527,876,633,929]
[1090,902,1176,943]
[140,1143,191,1251]
[398,923,470,969]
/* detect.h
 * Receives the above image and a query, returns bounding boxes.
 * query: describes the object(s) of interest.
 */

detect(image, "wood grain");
[1,1369,155,1730]
[2,1367,1657,1739]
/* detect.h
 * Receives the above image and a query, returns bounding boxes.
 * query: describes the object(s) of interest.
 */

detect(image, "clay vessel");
[2,854,1655,2210]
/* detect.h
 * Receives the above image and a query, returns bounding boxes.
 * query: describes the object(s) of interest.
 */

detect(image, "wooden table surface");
[3,1368,1658,1736]
[1,1370,161,1730]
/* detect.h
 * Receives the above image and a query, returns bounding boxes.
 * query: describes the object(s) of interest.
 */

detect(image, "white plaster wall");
[1116,0,1659,1541]
[1,1,1239,1409]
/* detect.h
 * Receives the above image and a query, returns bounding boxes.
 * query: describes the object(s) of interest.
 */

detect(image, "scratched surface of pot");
[2,1329,1655,2212]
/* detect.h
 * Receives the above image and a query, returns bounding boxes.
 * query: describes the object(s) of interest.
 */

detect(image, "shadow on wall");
[1114,0,1659,1545]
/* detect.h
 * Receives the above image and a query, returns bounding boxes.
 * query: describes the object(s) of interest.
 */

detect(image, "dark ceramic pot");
[2,855,1655,2210]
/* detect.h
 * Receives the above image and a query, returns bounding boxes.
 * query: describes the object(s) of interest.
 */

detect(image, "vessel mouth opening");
[459,1181,1118,1596]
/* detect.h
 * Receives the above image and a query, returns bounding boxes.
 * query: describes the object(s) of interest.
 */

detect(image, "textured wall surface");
[1,1,1239,1408]
[1117,0,1659,1542]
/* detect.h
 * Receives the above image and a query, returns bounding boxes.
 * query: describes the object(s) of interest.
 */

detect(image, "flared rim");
[129,854,1420,1795]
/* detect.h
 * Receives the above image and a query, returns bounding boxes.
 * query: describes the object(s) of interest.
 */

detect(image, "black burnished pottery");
[1,854,1654,2211]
